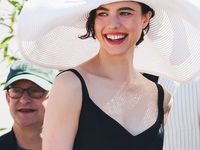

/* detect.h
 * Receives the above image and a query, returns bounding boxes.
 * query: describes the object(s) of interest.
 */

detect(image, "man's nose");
[19,91,32,104]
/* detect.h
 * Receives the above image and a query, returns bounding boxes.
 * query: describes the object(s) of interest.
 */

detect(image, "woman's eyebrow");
[96,7,135,11]
[118,7,135,11]
[96,7,109,11]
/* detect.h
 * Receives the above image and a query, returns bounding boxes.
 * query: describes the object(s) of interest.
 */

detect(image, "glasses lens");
[7,87,45,99]
[27,87,44,98]
[8,87,23,99]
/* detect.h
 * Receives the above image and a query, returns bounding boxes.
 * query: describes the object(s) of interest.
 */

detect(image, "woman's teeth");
[106,35,126,40]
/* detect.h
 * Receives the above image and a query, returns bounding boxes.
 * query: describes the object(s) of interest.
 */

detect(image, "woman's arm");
[163,89,173,127]
[42,71,82,150]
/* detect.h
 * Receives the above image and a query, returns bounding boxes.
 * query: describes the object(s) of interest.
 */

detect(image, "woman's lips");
[105,33,127,45]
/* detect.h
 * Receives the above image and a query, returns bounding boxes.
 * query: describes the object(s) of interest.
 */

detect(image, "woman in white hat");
[17,0,200,149]
[43,1,172,150]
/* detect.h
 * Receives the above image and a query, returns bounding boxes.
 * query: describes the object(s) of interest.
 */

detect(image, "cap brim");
[4,74,52,91]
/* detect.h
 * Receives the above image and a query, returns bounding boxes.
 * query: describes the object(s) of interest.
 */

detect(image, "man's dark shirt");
[0,128,17,150]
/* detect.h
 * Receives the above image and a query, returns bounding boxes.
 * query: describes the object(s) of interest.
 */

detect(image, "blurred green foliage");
[0,0,28,64]
[0,128,6,131]
[0,0,28,88]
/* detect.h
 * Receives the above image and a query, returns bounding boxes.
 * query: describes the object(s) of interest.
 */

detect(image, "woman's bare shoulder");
[163,88,173,126]
[49,69,83,106]
[163,88,172,112]
[57,69,80,83]
[54,69,83,91]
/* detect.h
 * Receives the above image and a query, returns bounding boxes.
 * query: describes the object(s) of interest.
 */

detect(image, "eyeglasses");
[7,87,45,99]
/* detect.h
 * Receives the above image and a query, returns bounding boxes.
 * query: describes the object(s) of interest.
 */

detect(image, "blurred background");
[0,0,27,135]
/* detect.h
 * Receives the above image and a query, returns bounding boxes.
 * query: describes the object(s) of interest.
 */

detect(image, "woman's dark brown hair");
[79,2,155,46]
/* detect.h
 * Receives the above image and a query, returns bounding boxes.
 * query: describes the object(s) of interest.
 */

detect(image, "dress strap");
[156,83,164,123]
[58,69,89,98]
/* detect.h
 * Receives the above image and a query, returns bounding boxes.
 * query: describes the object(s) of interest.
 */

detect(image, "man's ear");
[142,11,152,29]
[5,91,11,104]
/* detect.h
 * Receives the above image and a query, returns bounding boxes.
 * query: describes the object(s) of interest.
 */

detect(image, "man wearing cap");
[0,59,59,150]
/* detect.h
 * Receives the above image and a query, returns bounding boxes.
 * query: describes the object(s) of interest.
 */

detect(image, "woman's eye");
[120,12,131,16]
[97,12,107,16]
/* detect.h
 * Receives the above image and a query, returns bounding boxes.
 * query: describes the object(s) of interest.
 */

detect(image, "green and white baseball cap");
[4,59,59,91]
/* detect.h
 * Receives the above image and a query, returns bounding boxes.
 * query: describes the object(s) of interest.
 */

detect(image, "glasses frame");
[6,87,45,99]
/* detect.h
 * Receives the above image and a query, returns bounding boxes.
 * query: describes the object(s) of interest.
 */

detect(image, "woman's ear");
[142,11,152,29]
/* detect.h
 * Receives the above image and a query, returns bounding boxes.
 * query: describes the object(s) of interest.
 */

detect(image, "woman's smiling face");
[94,1,151,55]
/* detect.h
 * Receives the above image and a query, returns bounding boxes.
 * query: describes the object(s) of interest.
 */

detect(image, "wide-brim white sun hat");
[17,0,200,83]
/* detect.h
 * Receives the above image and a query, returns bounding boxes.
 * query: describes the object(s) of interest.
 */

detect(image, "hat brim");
[4,74,52,91]
[17,0,200,83]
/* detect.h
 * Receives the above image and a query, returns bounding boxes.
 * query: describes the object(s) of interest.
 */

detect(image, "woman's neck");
[93,52,137,81]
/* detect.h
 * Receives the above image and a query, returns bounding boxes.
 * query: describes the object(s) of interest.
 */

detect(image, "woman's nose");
[108,15,121,29]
